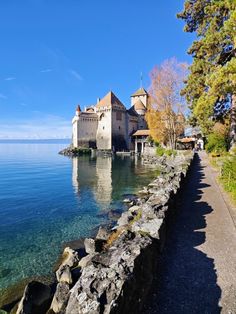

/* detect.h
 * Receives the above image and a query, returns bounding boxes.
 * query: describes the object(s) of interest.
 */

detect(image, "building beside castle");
[72,87,149,151]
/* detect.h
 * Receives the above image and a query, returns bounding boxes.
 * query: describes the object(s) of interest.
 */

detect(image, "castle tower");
[131,87,148,108]
[130,88,148,129]
[72,105,81,148]
[96,91,127,151]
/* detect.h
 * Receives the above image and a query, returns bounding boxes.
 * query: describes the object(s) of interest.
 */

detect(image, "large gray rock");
[50,282,70,313]
[56,264,72,284]
[132,218,163,239]
[16,281,52,314]
[96,226,111,241]
[65,233,155,314]
[61,247,79,268]
[79,253,96,268]
[84,238,95,254]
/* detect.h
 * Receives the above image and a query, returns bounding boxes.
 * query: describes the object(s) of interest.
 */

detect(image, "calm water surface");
[0,142,157,293]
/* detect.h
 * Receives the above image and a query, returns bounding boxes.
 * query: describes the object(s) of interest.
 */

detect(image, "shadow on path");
[144,154,222,314]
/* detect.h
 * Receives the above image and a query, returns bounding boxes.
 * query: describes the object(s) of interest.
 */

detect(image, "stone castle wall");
[111,108,127,150]
[96,109,112,150]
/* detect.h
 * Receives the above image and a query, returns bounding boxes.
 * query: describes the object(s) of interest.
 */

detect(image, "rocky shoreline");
[1,152,193,314]
[58,147,92,157]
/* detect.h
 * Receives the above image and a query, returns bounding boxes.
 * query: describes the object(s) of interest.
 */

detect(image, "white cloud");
[4,77,16,81]
[69,69,83,81]
[0,93,7,99]
[0,114,71,139]
[40,69,53,73]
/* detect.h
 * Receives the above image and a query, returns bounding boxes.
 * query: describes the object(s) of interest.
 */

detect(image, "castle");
[72,87,149,151]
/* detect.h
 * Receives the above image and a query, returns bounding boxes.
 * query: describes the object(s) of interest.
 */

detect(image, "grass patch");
[129,209,142,225]
[155,143,177,157]
[209,154,236,203]
[220,156,236,201]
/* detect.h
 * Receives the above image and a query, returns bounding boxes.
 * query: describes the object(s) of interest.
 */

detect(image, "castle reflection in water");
[71,155,152,212]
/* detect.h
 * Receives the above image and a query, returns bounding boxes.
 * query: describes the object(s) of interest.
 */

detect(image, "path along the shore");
[144,152,236,314]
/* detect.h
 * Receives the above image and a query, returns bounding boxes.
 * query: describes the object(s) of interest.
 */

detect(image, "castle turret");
[131,87,148,108]
[130,87,148,130]
[72,105,81,148]
[76,105,81,116]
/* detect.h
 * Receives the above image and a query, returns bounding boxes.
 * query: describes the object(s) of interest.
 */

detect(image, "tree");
[146,58,187,149]
[178,0,236,148]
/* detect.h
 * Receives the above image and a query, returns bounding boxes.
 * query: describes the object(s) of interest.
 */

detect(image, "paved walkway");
[144,152,236,314]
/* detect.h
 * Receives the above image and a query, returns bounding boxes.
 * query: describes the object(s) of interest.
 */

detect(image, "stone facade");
[72,88,149,151]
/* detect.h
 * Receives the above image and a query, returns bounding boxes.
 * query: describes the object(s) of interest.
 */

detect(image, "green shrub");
[221,157,236,181]
[165,149,177,157]
[156,146,165,156]
[220,156,236,200]
[154,141,161,147]
[205,133,228,154]
[156,146,177,157]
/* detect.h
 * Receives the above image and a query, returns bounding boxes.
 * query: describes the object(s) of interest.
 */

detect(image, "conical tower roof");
[134,99,146,111]
[131,87,148,97]
[76,105,81,112]
[96,91,126,110]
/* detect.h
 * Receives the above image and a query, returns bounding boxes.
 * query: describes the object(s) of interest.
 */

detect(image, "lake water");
[0,142,157,294]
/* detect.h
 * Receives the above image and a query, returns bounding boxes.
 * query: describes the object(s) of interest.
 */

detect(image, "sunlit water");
[0,142,158,293]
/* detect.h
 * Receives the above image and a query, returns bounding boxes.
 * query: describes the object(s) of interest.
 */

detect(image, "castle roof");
[76,105,81,112]
[132,129,150,136]
[127,107,139,117]
[131,87,148,97]
[86,107,95,113]
[134,99,146,111]
[96,91,126,110]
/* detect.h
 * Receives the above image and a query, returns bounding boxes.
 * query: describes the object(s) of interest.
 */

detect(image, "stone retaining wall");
[14,152,194,314]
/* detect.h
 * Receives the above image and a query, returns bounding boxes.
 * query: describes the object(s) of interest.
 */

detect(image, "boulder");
[117,212,133,227]
[56,265,72,284]
[50,282,70,313]
[96,226,111,241]
[84,238,95,254]
[16,281,52,314]
[79,254,96,269]
[128,205,140,214]
[132,218,163,239]
[65,234,155,314]
[61,247,79,268]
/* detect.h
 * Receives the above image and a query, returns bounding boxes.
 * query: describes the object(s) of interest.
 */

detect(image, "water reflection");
[72,155,157,212]
[72,156,112,210]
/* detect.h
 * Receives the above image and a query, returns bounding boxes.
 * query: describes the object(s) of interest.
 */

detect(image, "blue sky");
[0,0,193,139]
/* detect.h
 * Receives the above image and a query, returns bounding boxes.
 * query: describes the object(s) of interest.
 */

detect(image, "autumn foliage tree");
[146,58,187,149]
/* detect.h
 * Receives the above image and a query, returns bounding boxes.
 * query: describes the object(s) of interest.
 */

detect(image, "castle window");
[116,111,122,121]
[103,126,105,130]
[118,126,121,130]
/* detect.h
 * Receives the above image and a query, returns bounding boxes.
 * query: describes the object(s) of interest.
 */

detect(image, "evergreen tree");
[178,0,236,147]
